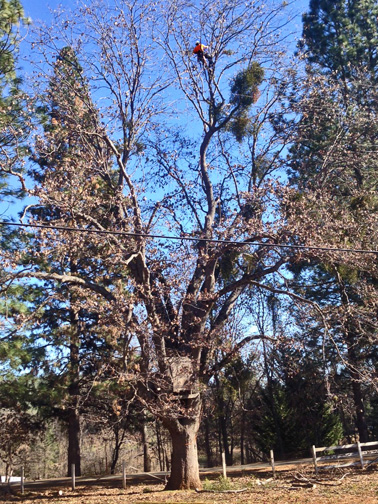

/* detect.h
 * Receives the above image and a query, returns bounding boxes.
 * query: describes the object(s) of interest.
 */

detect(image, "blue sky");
[23,0,76,21]
[0,0,312,222]
[24,0,311,27]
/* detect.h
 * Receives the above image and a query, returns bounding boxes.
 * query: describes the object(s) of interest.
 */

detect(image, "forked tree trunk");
[163,416,202,490]
[110,426,126,474]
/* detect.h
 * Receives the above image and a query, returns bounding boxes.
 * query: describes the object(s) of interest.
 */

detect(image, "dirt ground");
[1,466,378,504]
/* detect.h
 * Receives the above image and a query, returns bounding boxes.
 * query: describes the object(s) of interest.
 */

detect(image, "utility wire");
[0,220,377,255]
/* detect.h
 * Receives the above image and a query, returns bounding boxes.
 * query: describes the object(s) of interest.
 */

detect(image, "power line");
[0,220,377,255]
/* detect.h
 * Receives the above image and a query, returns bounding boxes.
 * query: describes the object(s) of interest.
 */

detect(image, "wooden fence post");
[357,442,364,468]
[270,450,275,479]
[221,452,227,479]
[71,464,76,491]
[312,445,318,475]
[122,461,127,489]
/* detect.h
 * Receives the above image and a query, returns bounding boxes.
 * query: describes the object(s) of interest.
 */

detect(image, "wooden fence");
[312,440,378,474]
[3,443,378,494]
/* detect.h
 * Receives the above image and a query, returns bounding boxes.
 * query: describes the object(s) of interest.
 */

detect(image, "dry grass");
[1,467,378,504]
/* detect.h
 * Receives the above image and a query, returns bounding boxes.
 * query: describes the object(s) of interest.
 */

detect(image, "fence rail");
[3,443,378,494]
[312,440,378,474]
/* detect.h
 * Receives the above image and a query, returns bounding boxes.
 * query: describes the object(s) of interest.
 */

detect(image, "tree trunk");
[163,416,202,490]
[110,426,126,475]
[351,368,369,442]
[67,297,81,477]
[346,337,369,442]
[263,342,285,459]
[337,277,369,443]
[67,404,81,476]
[155,421,164,471]
[165,448,170,472]
[220,413,232,465]
[142,423,152,472]
[204,417,214,467]
[215,375,232,465]
[240,407,245,466]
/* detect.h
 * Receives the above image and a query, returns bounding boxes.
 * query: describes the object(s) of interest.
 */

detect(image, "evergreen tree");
[15,46,130,477]
[301,0,378,80]
[284,0,378,442]
[0,0,29,198]
[0,3,40,480]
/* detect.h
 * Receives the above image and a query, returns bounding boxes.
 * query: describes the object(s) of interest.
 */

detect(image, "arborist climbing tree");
[192,41,213,67]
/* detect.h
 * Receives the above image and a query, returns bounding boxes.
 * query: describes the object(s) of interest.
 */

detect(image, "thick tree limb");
[8,270,116,301]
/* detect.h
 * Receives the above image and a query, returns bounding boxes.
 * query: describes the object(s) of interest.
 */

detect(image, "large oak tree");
[1,0,370,489]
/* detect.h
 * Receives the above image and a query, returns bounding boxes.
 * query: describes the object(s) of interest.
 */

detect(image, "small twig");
[195,487,248,493]
[290,482,315,489]
[365,456,378,468]
[294,471,350,486]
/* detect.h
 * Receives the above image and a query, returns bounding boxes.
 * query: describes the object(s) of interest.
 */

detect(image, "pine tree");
[301,0,378,80]
[25,46,129,477]
[285,0,378,442]
[0,0,29,198]
[0,4,41,479]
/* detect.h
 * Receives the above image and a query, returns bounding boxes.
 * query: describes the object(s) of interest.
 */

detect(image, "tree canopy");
[0,0,377,490]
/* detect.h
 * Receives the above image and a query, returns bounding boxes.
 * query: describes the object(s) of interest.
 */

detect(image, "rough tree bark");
[162,408,202,490]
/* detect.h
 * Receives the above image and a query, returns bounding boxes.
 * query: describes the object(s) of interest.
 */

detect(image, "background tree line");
[0,0,377,488]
